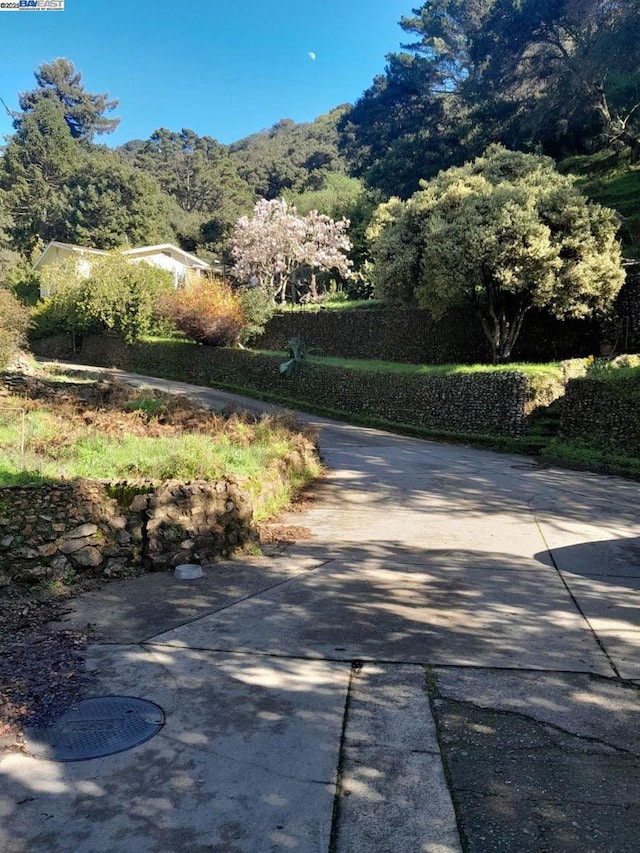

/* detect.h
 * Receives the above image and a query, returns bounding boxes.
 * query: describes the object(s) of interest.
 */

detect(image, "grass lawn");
[252,348,572,378]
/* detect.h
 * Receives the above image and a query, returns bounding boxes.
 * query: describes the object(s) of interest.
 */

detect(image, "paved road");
[2,366,640,852]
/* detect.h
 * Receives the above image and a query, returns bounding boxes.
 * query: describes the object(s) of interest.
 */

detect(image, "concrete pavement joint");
[424,665,470,853]
[138,642,640,675]
[132,558,337,644]
[328,661,360,853]
[534,515,621,678]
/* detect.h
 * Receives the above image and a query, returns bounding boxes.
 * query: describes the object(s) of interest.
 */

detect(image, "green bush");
[37,252,173,343]
[238,285,276,344]
[1,262,41,307]
[0,288,32,368]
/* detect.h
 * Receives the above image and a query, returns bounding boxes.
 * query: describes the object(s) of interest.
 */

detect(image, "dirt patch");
[0,585,96,751]
[258,523,314,545]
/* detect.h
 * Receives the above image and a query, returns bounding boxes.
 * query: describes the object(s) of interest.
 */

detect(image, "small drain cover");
[24,696,165,762]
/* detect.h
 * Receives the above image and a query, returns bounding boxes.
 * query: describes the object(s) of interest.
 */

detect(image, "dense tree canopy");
[122,128,252,215]
[52,149,174,249]
[119,128,255,258]
[229,108,351,199]
[0,100,78,256]
[340,1,640,196]
[0,101,174,257]
[370,146,625,362]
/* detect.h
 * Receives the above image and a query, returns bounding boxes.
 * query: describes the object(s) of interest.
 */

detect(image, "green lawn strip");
[540,439,640,479]
[249,348,565,378]
[279,298,385,313]
[0,394,321,512]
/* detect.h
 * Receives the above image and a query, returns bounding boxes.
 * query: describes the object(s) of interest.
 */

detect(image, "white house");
[33,241,211,296]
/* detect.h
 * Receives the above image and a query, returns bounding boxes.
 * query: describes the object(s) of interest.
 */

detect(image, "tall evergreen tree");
[52,148,174,249]
[339,0,640,195]
[17,58,119,140]
[0,100,79,256]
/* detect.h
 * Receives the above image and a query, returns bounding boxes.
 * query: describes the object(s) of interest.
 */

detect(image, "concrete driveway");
[2,367,640,852]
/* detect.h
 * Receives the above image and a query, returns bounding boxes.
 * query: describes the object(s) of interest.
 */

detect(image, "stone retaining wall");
[250,305,603,364]
[45,335,531,436]
[559,373,640,456]
[0,478,258,591]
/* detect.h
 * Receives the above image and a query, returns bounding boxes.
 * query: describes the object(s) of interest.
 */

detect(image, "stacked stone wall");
[0,478,258,592]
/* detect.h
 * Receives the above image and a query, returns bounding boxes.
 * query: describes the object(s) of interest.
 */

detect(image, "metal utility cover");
[24,696,165,762]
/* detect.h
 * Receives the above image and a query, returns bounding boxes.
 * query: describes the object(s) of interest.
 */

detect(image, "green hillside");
[558,150,640,259]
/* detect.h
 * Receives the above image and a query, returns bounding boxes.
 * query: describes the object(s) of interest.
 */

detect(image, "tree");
[284,174,383,295]
[339,0,640,196]
[338,53,468,197]
[120,128,254,257]
[230,199,352,304]
[370,145,625,362]
[476,0,640,158]
[52,148,174,249]
[337,2,495,195]
[0,195,14,260]
[17,58,119,140]
[0,100,79,256]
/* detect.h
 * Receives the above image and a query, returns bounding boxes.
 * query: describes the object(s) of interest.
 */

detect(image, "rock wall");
[50,335,531,436]
[250,305,603,364]
[0,478,258,592]
[559,373,640,456]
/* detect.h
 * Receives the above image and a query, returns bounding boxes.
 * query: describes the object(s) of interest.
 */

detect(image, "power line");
[0,96,16,120]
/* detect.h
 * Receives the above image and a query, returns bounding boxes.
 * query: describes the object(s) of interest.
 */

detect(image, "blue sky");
[0,0,411,147]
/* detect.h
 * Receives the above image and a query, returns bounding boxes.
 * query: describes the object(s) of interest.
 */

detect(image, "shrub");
[0,287,31,368]
[157,276,245,346]
[1,260,41,306]
[36,252,173,343]
[238,284,276,344]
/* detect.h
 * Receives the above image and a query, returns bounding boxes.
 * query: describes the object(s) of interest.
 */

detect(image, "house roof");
[32,241,108,271]
[33,241,211,272]
[121,244,211,270]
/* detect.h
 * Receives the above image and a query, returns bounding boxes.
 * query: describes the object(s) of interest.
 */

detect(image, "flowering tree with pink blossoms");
[230,198,352,304]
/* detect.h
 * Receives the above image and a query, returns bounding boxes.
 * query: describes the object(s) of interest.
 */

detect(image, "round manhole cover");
[24,696,165,762]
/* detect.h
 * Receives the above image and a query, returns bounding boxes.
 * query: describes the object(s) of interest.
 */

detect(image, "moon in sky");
[308,51,316,61]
